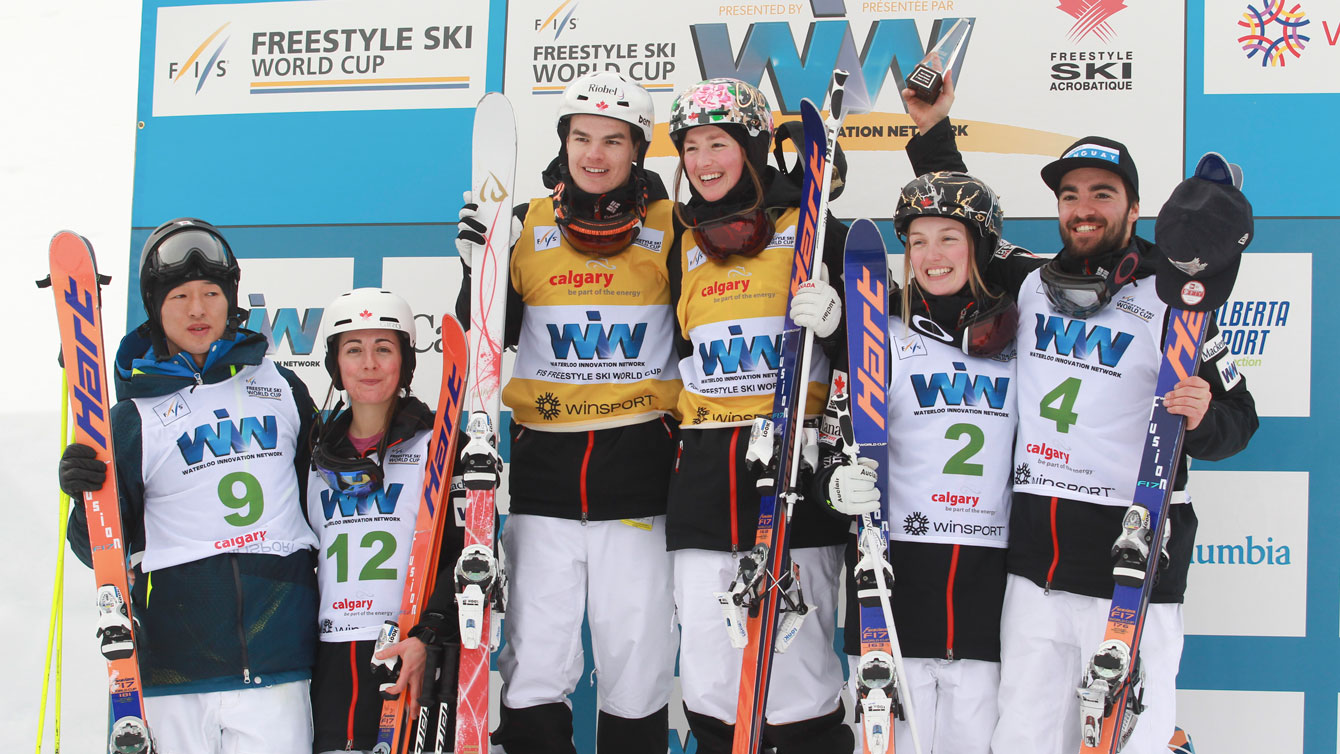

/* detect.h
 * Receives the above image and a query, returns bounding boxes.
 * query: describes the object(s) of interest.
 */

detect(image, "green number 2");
[1039,377,1082,433]
[325,531,399,583]
[219,471,264,526]
[943,423,985,476]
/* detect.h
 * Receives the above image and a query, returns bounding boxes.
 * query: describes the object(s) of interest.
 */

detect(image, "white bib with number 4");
[1013,269,1167,507]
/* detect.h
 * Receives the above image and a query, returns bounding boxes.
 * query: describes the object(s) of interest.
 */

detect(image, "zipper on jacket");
[728,427,741,553]
[579,430,594,525]
[1045,496,1061,594]
[231,554,252,683]
[945,544,960,661]
[345,642,358,749]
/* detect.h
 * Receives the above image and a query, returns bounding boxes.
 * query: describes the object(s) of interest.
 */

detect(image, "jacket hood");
[114,324,270,401]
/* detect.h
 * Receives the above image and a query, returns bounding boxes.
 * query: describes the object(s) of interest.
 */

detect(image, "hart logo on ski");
[852,266,887,430]
[1033,315,1134,367]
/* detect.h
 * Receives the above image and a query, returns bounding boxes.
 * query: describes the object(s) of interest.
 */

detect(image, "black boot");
[597,705,669,753]
[491,701,576,754]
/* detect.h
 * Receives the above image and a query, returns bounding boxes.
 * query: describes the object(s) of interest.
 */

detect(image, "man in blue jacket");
[59,218,320,753]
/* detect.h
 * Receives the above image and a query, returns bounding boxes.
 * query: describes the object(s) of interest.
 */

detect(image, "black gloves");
[59,443,106,499]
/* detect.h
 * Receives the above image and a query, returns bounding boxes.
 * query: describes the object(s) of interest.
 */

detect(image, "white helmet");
[322,288,417,389]
[557,72,655,144]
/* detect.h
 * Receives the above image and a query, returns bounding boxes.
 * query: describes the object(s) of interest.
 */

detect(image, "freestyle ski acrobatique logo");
[1057,0,1128,43]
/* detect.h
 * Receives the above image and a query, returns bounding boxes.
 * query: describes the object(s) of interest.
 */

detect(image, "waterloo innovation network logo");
[1057,0,1129,43]
[1238,1,1311,66]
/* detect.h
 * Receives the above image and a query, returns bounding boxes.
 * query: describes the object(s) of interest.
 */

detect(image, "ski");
[44,231,153,754]
[1076,160,1249,753]
[372,314,468,754]
[839,219,923,754]
[727,71,850,754]
[455,91,517,754]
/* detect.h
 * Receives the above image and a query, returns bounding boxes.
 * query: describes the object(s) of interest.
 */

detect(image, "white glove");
[456,190,522,269]
[790,278,842,338]
[827,458,880,516]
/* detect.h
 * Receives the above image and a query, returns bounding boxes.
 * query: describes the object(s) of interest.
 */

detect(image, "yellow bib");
[503,198,682,430]
[675,206,830,428]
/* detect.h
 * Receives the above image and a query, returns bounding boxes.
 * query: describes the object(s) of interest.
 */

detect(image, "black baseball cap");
[1041,136,1140,200]
[1153,153,1253,312]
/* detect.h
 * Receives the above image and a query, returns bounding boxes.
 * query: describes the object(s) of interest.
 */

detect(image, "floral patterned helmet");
[668,79,774,150]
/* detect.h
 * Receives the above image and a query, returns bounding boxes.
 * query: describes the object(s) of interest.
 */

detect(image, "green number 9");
[219,471,264,527]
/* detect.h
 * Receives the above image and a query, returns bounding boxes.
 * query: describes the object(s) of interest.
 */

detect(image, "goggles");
[688,204,774,261]
[959,296,1019,358]
[144,229,235,279]
[1039,249,1140,319]
[312,443,383,497]
[552,181,647,257]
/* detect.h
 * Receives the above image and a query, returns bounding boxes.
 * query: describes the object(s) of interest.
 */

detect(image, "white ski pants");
[497,514,679,718]
[674,545,847,726]
[846,654,999,754]
[992,574,1184,754]
[145,679,311,754]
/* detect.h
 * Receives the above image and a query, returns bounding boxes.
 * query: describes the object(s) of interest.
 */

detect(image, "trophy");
[906,18,974,103]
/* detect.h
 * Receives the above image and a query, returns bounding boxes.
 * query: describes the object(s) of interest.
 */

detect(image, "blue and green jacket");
[67,325,320,696]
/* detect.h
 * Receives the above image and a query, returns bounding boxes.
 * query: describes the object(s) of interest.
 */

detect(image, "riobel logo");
[320,483,404,520]
[699,327,781,376]
[176,409,278,465]
[547,311,646,359]
[1034,314,1134,367]
[910,361,1010,409]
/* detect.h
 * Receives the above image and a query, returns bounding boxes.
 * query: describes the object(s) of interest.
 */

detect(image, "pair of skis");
[1077,161,1248,753]
[840,221,923,754]
[371,314,467,754]
[724,71,861,754]
[375,92,516,754]
[46,233,153,754]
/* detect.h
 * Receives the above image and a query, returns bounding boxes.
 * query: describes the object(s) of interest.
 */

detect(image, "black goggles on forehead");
[145,229,233,276]
[1039,249,1139,319]
[312,443,384,497]
[688,205,774,261]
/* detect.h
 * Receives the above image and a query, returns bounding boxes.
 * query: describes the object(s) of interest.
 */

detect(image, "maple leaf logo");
[833,374,846,395]
[596,100,609,111]
[358,309,373,320]
[1057,0,1128,43]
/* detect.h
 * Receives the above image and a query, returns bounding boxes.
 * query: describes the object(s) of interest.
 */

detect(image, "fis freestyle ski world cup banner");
[126,1,1335,752]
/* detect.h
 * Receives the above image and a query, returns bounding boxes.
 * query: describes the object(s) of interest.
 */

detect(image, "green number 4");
[1039,377,1082,433]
